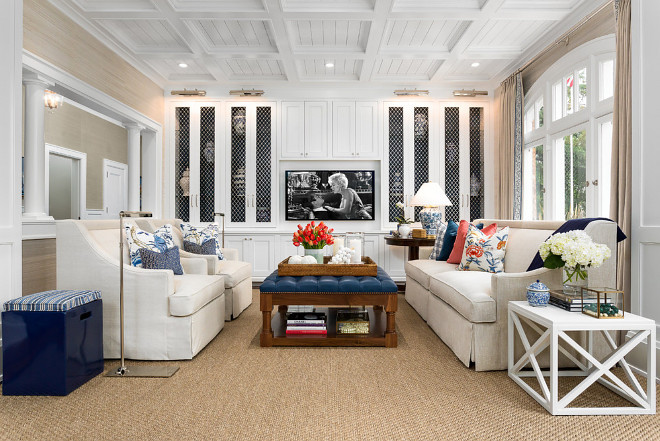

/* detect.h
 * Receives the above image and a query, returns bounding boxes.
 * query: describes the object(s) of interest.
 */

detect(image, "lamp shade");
[409,182,452,207]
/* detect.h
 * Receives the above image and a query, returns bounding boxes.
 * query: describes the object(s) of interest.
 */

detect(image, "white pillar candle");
[349,239,362,263]
[332,237,345,255]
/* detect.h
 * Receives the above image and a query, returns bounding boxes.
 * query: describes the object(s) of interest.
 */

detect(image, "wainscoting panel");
[22,238,56,296]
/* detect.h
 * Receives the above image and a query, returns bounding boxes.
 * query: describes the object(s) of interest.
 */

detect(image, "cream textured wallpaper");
[23,0,164,125]
[44,104,127,210]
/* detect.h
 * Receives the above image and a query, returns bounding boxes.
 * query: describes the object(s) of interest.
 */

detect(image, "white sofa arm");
[180,257,208,275]
[220,247,239,261]
[491,268,562,302]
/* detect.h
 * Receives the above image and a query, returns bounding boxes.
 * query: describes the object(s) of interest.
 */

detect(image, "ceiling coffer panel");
[392,0,486,12]
[297,59,363,81]
[281,0,375,12]
[168,0,267,12]
[469,20,555,51]
[381,19,469,52]
[217,59,287,80]
[372,59,443,80]
[184,19,277,52]
[288,20,371,53]
[95,19,190,53]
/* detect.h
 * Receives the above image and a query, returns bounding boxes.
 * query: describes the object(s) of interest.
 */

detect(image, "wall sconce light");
[394,88,429,96]
[452,89,488,97]
[44,90,63,110]
[170,88,206,96]
[229,89,265,97]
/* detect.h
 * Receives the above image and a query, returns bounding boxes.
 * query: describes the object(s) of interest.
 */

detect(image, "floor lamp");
[106,210,179,378]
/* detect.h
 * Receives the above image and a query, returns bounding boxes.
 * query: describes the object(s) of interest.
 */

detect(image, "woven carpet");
[0,290,658,441]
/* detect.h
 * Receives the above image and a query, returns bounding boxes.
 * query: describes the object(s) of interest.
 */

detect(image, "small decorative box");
[336,309,370,334]
[581,287,624,318]
[412,228,427,239]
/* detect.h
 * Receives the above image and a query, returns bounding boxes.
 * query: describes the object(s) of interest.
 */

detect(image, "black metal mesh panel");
[469,107,484,221]
[231,107,247,223]
[444,107,460,222]
[413,107,429,221]
[255,107,272,223]
[199,107,215,223]
[174,107,190,222]
[388,107,404,223]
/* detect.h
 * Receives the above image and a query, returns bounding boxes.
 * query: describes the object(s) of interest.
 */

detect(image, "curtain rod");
[515,0,613,75]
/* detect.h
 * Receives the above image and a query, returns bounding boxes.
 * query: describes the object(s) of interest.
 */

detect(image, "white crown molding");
[47,0,167,88]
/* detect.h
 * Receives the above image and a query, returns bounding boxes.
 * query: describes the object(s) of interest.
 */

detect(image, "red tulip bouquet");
[292,221,334,249]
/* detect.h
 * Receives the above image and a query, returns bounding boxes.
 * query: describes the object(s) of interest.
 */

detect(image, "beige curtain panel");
[610,0,632,304]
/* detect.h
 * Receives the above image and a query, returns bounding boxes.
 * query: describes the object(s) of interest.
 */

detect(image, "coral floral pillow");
[458,225,510,273]
[447,220,497,264]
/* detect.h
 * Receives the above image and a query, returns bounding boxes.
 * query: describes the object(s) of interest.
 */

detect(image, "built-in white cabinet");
[332,101,378,159]
[225,102,276,227]
[280,101,329,159]
[440,104,485,222]
[384,102,434,227]
[225,234,275,278]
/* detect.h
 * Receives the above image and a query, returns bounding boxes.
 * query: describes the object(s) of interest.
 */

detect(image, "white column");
[124,123,144,212]
[22,74,53,220]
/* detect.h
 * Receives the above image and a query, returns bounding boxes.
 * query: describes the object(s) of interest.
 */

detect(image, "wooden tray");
[278,256,377,277]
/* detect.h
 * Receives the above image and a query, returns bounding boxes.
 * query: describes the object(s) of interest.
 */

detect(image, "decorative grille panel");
[231,107,247,223]
[174,107,190,222]
[199,107,215,222]
[444,107,460,222]
[413,107,429,221]
[255,107,272,223]
[469,107,484,221]
[388,107,404,223]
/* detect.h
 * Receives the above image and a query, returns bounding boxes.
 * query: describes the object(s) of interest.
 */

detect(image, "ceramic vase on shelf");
[562,266,588,296]
[304,248,324,264]
[398,224,412,238]
[179,167,190,196]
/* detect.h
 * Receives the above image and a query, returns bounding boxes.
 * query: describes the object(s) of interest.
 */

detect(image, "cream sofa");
[136,218,253,321]
[405,219,618,371]
[56,219,226,360]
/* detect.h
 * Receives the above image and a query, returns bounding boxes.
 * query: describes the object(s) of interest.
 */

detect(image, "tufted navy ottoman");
[2,290,103,396]
[260,267,398,348]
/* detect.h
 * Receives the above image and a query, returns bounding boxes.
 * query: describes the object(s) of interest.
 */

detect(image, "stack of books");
[549,290,607,312]
[285,310,327,335]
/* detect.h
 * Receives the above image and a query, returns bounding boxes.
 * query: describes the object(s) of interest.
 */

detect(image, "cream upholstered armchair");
[56,219,226,360]
[136,218,253,321]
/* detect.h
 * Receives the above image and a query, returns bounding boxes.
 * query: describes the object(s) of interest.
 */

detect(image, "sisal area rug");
[0,290,658,440]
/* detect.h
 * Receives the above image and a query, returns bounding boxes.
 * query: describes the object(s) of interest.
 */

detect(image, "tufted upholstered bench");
[259,267,398,348]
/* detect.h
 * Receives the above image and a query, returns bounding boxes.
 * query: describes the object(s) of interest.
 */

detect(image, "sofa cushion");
[429,271,496,323]
[504,228,553,273]
[405,259,457,289]
[170,274,224,317]
[215,260,252,288]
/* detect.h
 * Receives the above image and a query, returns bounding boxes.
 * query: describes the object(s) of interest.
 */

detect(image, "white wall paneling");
[630,0,660,381]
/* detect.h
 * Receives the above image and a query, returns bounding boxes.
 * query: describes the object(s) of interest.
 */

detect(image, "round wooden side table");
[384,236,436,261]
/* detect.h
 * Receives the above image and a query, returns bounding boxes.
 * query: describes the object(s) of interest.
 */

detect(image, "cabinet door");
[224,236,246,261]
[386,104,405,226]
[174,106,192,222]
[253,104,276,226]
[467,107,485,221]
[332,101,355,158]
[355,102,378,158]
[281,102,304,159]
[304,101,329,158]
[228,105,248,225]
[198,105,218,223]
[363,234,380,265]
[247,236,275,278]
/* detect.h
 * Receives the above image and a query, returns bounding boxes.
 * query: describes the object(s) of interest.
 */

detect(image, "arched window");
[522,35,615,220]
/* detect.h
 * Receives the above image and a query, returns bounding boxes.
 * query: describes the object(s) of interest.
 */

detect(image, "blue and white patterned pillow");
[428,222,448,260]
[124,223,176,267]
[183,239,217,255]
[180,223,224,260]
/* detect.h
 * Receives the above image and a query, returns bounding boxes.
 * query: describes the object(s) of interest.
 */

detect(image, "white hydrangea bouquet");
[539,230,611,284]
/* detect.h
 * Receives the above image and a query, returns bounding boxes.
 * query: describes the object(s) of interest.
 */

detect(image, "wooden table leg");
[260,293,273,347]
[278,305,288,313]
[385,293,398,348]
[408,246,420,261]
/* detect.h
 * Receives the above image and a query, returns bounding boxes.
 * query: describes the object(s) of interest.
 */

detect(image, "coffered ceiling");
[48,0,593,88]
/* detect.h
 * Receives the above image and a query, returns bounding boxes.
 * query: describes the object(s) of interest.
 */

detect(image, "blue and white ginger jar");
[526,280,550,307]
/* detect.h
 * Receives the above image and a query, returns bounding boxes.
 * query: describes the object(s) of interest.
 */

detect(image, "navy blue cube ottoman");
[2,289,103,396]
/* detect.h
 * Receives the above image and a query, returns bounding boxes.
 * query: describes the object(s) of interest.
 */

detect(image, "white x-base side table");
[508,301,656,415]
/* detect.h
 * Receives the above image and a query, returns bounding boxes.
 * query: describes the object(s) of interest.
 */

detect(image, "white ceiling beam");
[429,0,508,82]
[263,0,299,83]
[359,0,396,82]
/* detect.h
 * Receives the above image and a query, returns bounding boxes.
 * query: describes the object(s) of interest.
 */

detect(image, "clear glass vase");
[562,266,588,296]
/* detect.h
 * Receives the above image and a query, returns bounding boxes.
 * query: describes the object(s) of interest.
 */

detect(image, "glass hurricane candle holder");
[345,232,364,264]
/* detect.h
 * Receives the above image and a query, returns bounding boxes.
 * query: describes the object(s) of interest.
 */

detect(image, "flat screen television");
[285,170,375,221]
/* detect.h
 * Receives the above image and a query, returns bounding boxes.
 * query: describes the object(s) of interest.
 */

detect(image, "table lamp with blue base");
[409,182,452,235]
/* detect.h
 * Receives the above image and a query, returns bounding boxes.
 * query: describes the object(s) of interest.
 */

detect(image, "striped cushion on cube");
[3,289,101,312]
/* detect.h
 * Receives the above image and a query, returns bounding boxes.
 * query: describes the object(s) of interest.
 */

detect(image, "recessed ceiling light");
[325,62,334,68]
[471,62,480,68]
[178,63,188,68]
